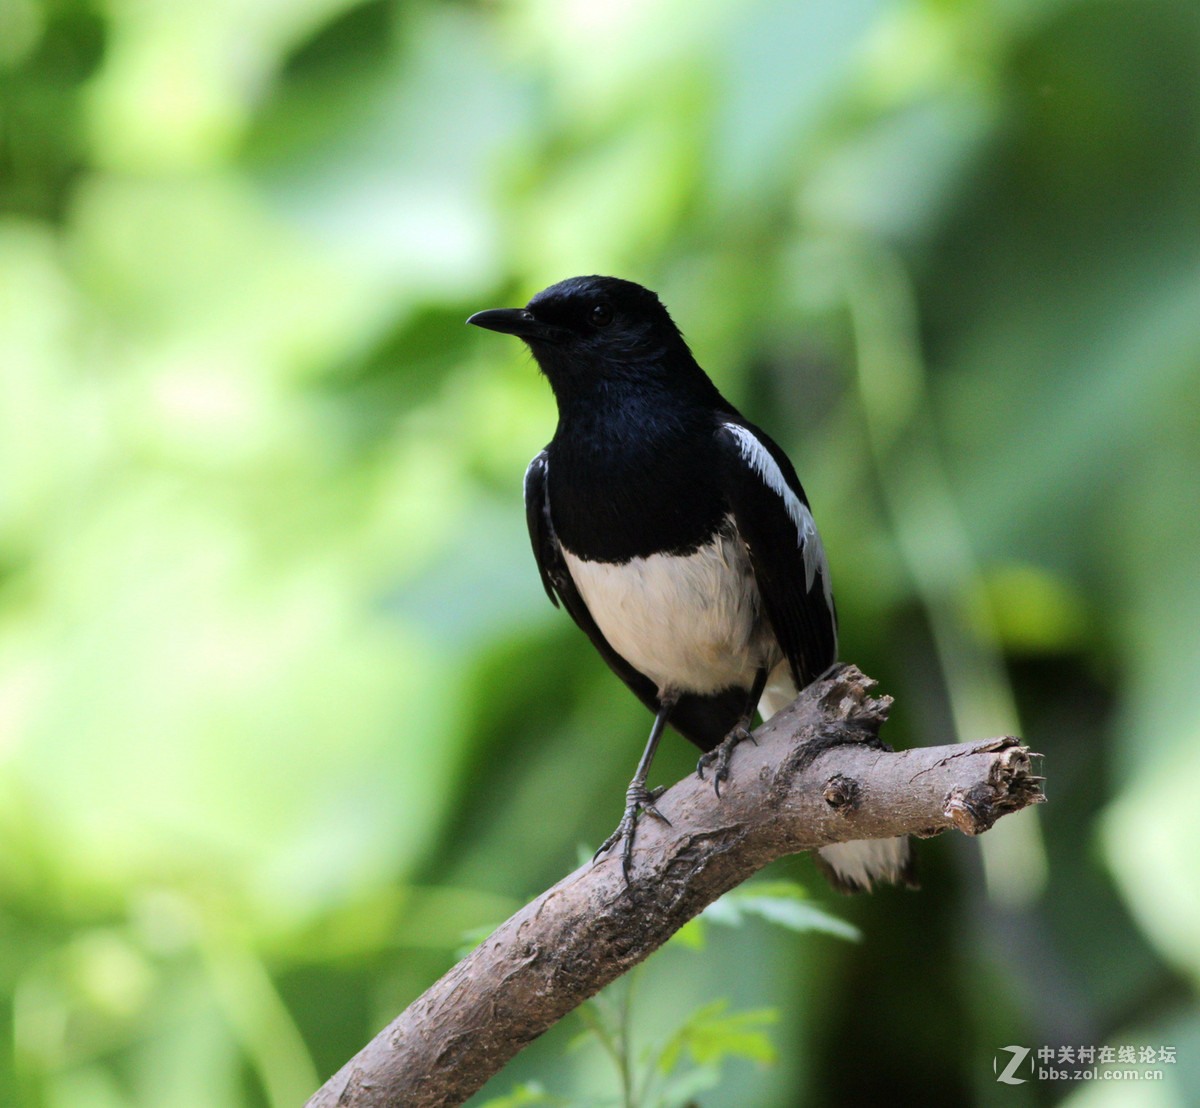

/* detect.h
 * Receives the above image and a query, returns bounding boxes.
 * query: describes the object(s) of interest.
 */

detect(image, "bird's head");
[468,276,702,398]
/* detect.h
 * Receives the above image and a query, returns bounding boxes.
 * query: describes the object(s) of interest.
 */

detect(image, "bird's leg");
[697,667,768,797]
[595,693,678,882]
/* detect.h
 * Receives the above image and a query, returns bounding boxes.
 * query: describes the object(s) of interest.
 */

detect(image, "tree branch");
[305,664,1043,1108]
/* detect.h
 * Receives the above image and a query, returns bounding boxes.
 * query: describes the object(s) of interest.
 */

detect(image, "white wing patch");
[723,423,833,608]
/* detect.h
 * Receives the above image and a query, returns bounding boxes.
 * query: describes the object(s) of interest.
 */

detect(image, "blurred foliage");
[2,0,1199,1105]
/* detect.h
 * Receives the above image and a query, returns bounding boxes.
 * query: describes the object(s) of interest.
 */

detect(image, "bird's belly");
[561,527,776,696]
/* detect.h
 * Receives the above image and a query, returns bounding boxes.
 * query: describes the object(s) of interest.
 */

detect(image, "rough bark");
[306,664,1043,1108]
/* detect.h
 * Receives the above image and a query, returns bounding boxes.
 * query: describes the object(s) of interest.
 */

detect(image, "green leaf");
[667,916,707,951]
[655,999,779,1076]
[648,1063,721,1108]
[453,924,497,961]
[475,1081,561,1108]
[699,880,862,942]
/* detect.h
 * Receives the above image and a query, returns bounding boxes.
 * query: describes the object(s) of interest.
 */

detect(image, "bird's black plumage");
[523,448,753,749]
[469,275,913,892]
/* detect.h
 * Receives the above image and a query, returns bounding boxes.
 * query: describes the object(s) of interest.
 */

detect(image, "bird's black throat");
[545,383,730,564]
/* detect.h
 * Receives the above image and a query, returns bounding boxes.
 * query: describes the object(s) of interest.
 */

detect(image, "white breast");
[561,523,779,697]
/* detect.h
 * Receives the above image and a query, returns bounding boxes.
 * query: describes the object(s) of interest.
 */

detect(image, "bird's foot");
[594,783,670,882]
[696,722,756,797]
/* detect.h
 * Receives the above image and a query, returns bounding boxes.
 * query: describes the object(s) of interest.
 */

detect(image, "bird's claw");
[593,784,669,881]
[696,723,755,797]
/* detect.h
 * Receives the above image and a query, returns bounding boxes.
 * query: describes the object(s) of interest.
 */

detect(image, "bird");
[468,275,914,892]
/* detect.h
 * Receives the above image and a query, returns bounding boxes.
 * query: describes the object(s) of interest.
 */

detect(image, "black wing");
[715,421,838,689]
[524,450,744,751]
[524,450,658,711]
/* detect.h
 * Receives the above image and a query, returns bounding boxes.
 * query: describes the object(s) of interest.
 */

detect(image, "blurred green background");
[3,0,1200,1105]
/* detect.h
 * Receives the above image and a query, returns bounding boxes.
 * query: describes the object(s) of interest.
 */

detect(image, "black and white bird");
[468,276,913,892]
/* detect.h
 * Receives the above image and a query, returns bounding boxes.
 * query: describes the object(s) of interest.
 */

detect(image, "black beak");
[467,308,563,343]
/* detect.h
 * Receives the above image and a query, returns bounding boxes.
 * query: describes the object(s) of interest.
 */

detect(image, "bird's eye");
[591,302,613,327]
